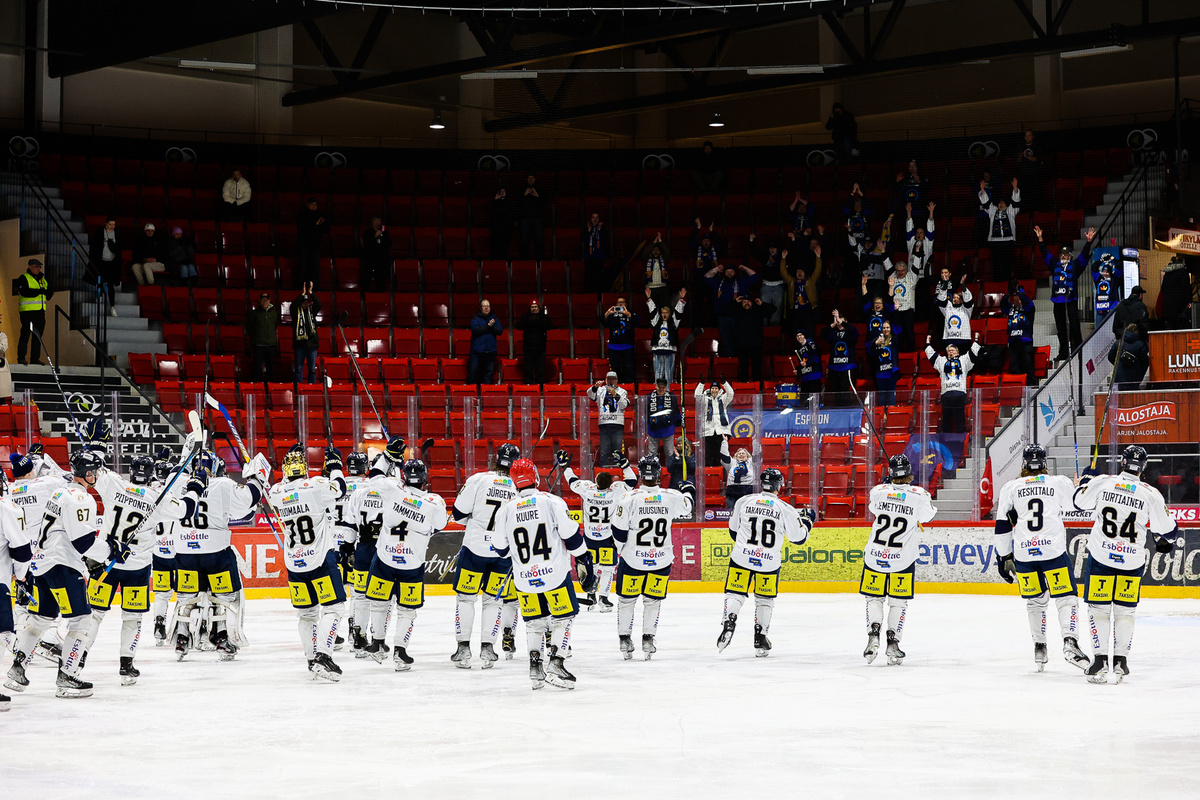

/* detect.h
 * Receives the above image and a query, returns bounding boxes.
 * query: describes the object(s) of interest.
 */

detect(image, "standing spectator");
[1037,226,1094,360]
[14,257,51,366]
[0,309,10,402]
[788,192,816,239]
[602,296,638,383]
[973,171,995,246]
[843,184,872,250]
[905,201,936,278]
[518,174,544,259]
[688,219,723,277]
[246,292,281,382]
[1108,324,1149,391]
[636,234,671,308]
[826,103,858,161]
[852,227,892,299]
[131,223,166,285]
[515,298,552,384]
[732,295,773,381]
[487,188,513,259]
[221,169,252,222]
[786,233,824,340]
[793,331,823,398]
[360,217,392,292]
[749,233,787,326]
[861,279,897,340]
[583,211,607,292]
[929,267,957,327]
[646,287,686,383]
[936,273,975,353]
[894,161,929,224]
[587,373,629,466]
[692,141,724,193]
[1092,252,1123,321]
[1001,284,1036,386]
[291,283,321,384]
[468,299,503,385]
[694,381,733,467]
[823,309,858,401]
[297,197,327,289]
[705,264,759,358]
[888,263,919,352]
[867,322,899,407]
[646,378,680,460]
[88,216,120,315]
[980,178,1021,282]
[1017,129,1044,211]
[666,440,697,493]
[925,333,982,433]
[720,439,755,508]
[1111,285,1149,339]
[166,226,197,287]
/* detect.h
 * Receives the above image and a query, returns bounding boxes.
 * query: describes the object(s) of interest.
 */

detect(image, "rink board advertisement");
[1093,389,1200,445]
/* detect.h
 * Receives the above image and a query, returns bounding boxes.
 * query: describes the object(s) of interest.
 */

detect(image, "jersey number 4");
[871,514,909,547]
[1101,507,1138,543]
[512,523,551,564]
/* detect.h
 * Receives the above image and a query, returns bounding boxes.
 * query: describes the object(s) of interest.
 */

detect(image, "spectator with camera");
[586,372,629,467]
[602,296,639,383]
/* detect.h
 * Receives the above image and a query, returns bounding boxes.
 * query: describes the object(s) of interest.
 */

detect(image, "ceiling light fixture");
[709,111,725,128]
[178,59,257,71]
[1059,44,1132,59]
[429,111,446,130]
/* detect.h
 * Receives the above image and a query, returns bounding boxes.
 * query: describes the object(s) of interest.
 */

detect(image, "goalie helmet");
[129,454,155,485]
[510,458,540,490]
[638,454,662,486]
[282,449,308,480]
[760,467,785,494]
[1022,444,1047,473]
[401,459,428,489]
[1120,444,1148,476]
[887,454,913,482]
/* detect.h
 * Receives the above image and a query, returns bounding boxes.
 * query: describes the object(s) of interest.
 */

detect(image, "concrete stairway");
[84,287,166,368]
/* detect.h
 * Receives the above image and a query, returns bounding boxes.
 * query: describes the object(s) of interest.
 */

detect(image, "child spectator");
[925,333,982,433]
[292,283,321,383]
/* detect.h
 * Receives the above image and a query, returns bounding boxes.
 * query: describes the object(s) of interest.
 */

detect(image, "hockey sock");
[151,590,170,621]
[526,618,548,653]
[394,606,417,648]
[61,618,90,677]
[80,608,105,654]
[0,630,12,655]
[1026,593,1049,644]
[1113,605,1136,657]
[368,600,391,648]
[886,599,908,641]
[501,600,518,634]
[298,609,319,661]
[1054,595,1078,638]
[14,616,51,661]
[552,618,573,653]
[723,593,746,621]
[455,594,475,643]
[352,590,371,633]
[595,564,613,596]
[754,597,775,634]
[319,602,344,655]
[1088,603,1110,656]
[481,597,503,645]
[865,598,884,629]
[642,599,662,637]
[618,597,636,637]
[120,613,142,659]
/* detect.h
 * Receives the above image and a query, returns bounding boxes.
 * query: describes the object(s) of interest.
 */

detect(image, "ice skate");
[479,642,499,669]
[213,630,238,662]
[365,638,389,664]
[175,633,190,661]
[863,623,880,664]
[1062,637,1089,671]
[153,616,167,646]
[642,634,656,660]
[584,591,597,611]
[451,641,472,669]
[597,596,614,613]
[333,635,345,652]
[885,630,905,666]
[350,625,367,655]
[1086,655,1108,684]
[546,654,576,689]
[1033,642,1048,672]
[119,657,140,686]
[5,653,29,693]
[529,650,546,690]
[313,653,342,682]
[0,691,9,711]
[1112,656,1128,684]
[753,624,771,658]
[393,646,414,672]
[619,633,638,662]
[54,669,93,699]
[34,639,61,664]
[501,628,515,660]
[716,613,737,652]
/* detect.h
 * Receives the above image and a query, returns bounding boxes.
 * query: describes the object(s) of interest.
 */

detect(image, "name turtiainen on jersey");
[1073,445,1179,684]
[860,455,937,666]
[493,459,596,690]
[611,455,695,661]
[994,445,1090,672]
[561,448,636,611]
[717,467,815,656]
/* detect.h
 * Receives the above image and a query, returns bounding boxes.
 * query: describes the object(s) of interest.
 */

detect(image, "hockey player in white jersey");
[493,459,596,689]
[449,442,521,669]
[329,450,368,650]
[859,455,937,665]
[1073,445,1178,684]
[717,468,816,657]
[0,479,32,710]
[994,445,1090,672]
[173,449,271,661]
[611,454,695,660]
[353,459,449,671]
[149,453,181,646]
[5,450,113,698]
[81,454,203,684]
[267,446,348,681]
[560,448,636,611]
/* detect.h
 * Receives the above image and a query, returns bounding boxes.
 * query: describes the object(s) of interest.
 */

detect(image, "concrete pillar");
[255,26,293,137]
[33,0,61,130]
[1031,2,1062,123]
[457,23,490,148]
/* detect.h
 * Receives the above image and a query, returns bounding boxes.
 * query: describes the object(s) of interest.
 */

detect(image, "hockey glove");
[996,554,1015,584]
[733,461,749,481]
[14,576,32,607]
[798,507,818,527]
[575,552,597,593]
[338,541,355,573]
[106,535,132,565]
[384,435,407,464]
[420,438,436,456]
[614,451,630,470]
[679,480,696,498]
[28,442,43,458]
[555,449,572,468]
[1154,535,1174,554]
[186,470,208,497]
[324,446,344,474]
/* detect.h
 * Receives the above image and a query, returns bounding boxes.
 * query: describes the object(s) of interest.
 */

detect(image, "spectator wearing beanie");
[694,380,733,468]
[221,169,252,222]
[131,223,166,285]
[980,178,1021,282]
[587,372,629,467]
[469,299,503,385]
[925,332,982,434]
[646,287,686,384]
[166,226,197,287]
[1001,283,1036,386]
[515,298,553,384]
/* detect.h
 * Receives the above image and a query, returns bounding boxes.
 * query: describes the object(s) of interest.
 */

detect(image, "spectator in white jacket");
[935,272,975,353]
[925,332,981,434]
[647,287,687,383]
[980,177,1021,282]
[586,372,629,467]
[905,201,936,277]
[887,264,919,352]
[694,381,734,467]
[222,169,252,222]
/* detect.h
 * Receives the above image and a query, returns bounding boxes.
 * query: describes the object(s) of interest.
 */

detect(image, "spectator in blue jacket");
[793,330,823,398]
[602,296,639,383]
[1036,225,1095,361]
[867,322,900,407]
[468,299,503,384]
[823,308,858,402]
[705,263,760,357]
[1092,252,1123,320]
[1001,284,1036,385]
[843,184,872,249]
[861,278,898,340]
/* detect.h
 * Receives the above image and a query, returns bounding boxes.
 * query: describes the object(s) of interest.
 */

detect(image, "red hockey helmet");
[510,458,540,490]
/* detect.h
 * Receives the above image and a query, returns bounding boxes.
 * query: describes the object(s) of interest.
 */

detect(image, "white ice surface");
[3,594,1200,799]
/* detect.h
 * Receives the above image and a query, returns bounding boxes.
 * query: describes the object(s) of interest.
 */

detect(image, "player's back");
[865,483,936,572]
[615,487,690,570]
[95,470,164,568]
[9,474,68,535]
[455,470,518,558]
[371,482,448,569]
[999,473,1074,560]
[185,476,256,553]
[574,479,632,540]
[32,484,96,576]
[498,491,577,593]
[270,476,342,571]
[1078,474,1171,570]
[0,496,31,585]
[729,492,803,571]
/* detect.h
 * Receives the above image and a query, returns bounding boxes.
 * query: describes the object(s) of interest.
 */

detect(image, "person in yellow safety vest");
[14,258,52,366]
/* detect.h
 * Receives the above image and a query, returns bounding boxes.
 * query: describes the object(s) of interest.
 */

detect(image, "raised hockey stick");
[204,392,287,550]
[848,375,890,462]
[1090,334,1125,469]
[336,310,389,440]
[320,373,334,443]
[202,319,213,431]
[1065,349,1080,476]
[27,323,84,441]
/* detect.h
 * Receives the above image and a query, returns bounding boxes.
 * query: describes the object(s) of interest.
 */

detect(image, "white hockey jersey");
[494,489,583,593]
[995,473,1076,562]
[95,469,192,570]
[359,481,448,570]
[336,473,393,545]
[728,492,812,572]
[8,474,69,543]
[564,466,636,541]
[31,484,98,577]
[865,483,937,572]
[1074,473,1176,570]
[612,486,694,570]
[330,474,369,543]
[176,476,259,555]
[268,474,345,573]
[0,496,33,584]
[453,470,519,558]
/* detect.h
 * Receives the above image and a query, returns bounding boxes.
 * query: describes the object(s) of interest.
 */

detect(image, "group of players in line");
[0,410,1178,703]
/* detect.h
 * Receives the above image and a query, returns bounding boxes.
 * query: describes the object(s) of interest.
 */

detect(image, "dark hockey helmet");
[401,459,429,489]
[71,448,104,481]
[1022,444,1047,473]
[154,459,173,482]
[195,449,221,477]
[129,454,156,485]
[1120,444,1148,476]
[510,458,540,490]
[495,442,521,471]
[888,454,913,482]
[346,451,368,477]
[760,467,785,494]
[638,454,662,486]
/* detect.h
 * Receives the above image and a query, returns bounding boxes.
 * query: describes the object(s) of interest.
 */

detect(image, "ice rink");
[3,592,1200,799]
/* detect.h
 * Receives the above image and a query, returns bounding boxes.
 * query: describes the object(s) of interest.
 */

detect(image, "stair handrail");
[1091,157,1154,249]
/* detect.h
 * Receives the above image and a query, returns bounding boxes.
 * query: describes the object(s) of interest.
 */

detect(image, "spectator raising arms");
[694,381,734,467]
[793,331,823,399]
[823,308,858,401]
[1001,283,1036,386]
[936,272,975,353]
[637,233,671,308]
[221,169,251,222]
[1037,225,1094,361]
[515,298,553,385]
[292,283,321,384]
[905,201,936,277]
[861,277,897,340]
[980,178,1021,282]
[360,217,392,292]
[131,223,165,286]
[749,233,787,326]
[689,219,723,278]
[785,231,824,340]
[888,263,919,352]
[646,287,686,384]
[844,184,871,249]
[1092,252,1123,321]
[925,333,982,433]
[468,299,503,385]
[602,296,638,383]
[788,192,816,238]
[706,264,759,358]
[587,373,629,467]
[868,322,900,407]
